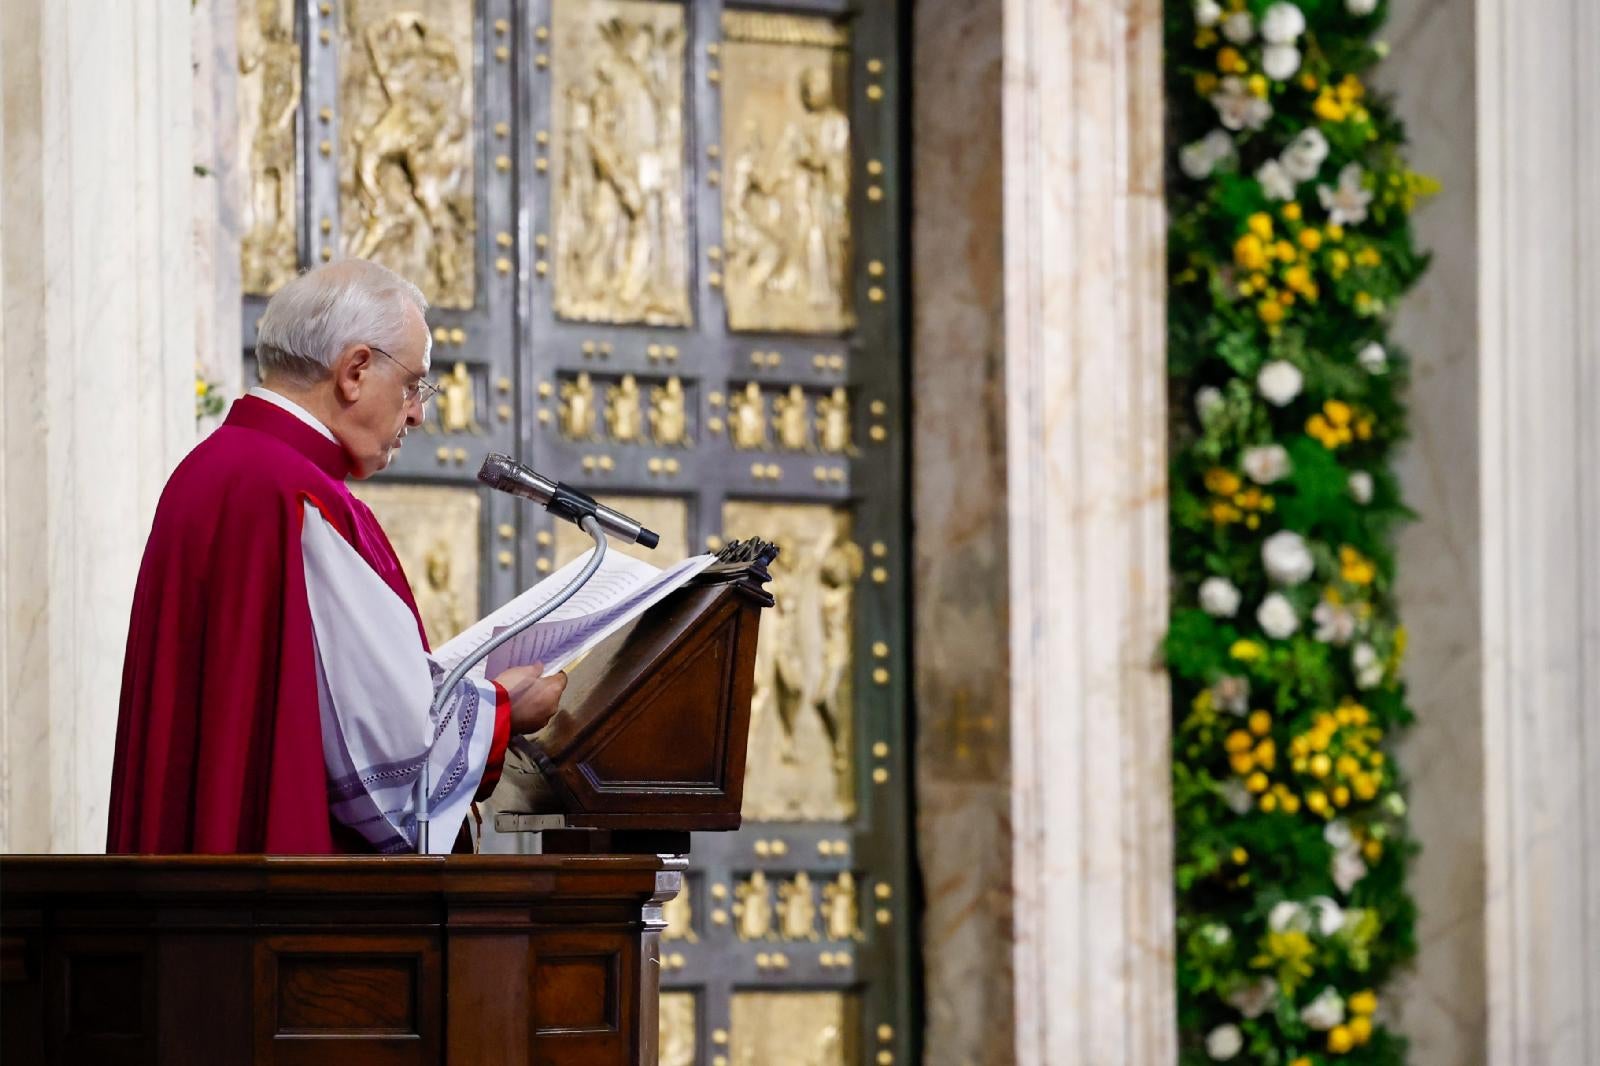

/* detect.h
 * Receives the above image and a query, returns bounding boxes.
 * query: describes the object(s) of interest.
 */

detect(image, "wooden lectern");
[0,541,777,1066]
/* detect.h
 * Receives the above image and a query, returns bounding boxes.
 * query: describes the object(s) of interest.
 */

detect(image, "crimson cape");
[107,396,433,853]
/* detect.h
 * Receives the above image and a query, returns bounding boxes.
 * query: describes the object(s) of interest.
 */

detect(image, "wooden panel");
[446,933,531,1066]
[46,935,156,1066]
[255,934,440,1066]
[528,930,639,1064]
[158,935,253,1065]
[534,953,619,1033]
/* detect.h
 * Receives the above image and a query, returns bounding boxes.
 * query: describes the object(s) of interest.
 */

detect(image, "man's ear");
[334,344,374,403]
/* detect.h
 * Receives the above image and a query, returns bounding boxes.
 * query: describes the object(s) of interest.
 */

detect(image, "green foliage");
[1166,0,1433,1061]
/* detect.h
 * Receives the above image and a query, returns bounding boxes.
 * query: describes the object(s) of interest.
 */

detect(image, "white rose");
[1256,159,1297,201]
[1323,819,1355,850]
[1353,642,1384,688]
[1261,2,1307,43]
[1213,675,1251,715]
[1333,846,1369,893]
[1262,530,1315,585]
[1349,471,1374,505]
[1347,0,1379,15]
[1269,900,1310,933]
[1182,129,1237,179]
[1196,385,1226,422]
[1257,593,1300,639]
[1206,1024,1244,1061]
[1202,921,1233,946]
[1226,977,1279,1019]
[1222,11,1255,43]
[1200,576,1244,617]
[1196,0,1224,27]
[1212,76,1273,131]
[1262,44,1302,80]
[1309,896,1347,937]
[1300,987,1347,1030]
[1243,443,1292,484]
[1223,778,1255,814]
[1281,128,1330,182]
[1358,341,1388,373]
[1320,163,1375,227]
[1312,600,1356,644]
[1257,360,1304,407]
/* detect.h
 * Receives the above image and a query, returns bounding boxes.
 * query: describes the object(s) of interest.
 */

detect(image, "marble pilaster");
[1001,1,1173,1063]
[0,1,197,852]
[1476,0,1600,1062]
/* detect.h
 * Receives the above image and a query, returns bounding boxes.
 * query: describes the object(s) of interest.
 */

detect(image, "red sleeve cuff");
[475,681,514,802]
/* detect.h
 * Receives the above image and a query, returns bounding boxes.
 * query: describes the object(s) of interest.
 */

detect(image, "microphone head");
[477,453,519,491]
[636,527,660,550]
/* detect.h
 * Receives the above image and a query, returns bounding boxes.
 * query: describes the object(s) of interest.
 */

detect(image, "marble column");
[1379,0,1488,1062]
[0,2,197,851]
[1001,0,1173,1061]
[191,0,244,431]
[1476,0,1600,1062]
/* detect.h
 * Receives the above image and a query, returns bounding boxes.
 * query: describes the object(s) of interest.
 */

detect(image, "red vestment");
[106,395,500,854]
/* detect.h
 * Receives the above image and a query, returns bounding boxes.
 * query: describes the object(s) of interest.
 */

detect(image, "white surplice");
[300,502,500,854]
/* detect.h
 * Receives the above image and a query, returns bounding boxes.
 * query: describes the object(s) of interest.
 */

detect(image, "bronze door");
[237,2,910,1063]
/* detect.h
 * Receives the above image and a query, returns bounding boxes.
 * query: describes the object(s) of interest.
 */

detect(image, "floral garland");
[1165,1,1435,1063]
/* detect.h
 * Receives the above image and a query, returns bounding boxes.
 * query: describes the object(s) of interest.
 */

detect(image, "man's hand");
[494,662,567,735]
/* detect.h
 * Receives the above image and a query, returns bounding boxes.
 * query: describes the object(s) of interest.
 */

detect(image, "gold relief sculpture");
[663,878,696,942]
[658,991,697,1066]
[649,376,689,447]
[773,385,811,451]
[730,382,769,451]
[823,872,859,941]
[340,0,475,309]
[238,0,300,294]
[730,992,859,1066]
[734,870,775,941]
[721,14,854,335]
[551,0,691,326]
[350,483,480,647]
[605,374,644,443]
[723,501,857,821]
[552,495,688,568]
[815,386,852,454]
[560,372,599,441]
[778,872,818,941]
[431,362,482,434]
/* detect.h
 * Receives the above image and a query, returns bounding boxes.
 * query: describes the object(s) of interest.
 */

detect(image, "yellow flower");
[1299,71,1319,91]
[1353,774,1379,801]
[1310,753,1332,778]
[1195,28,1219,49]
[1196,72,1220,96]
[1252,930,1316,990]
[1248,74,1269,99]
[1248,710,1272,736]
[1357,246,1382,267]
[1291,1059,1313,1066]
[1230,752,1256,775]
[1349,1016,1374,1044]
[1336,754,1361,778]
[1258,299,1286,326]
[1280,791,1302,814]
[1211,501,1244,524]
[1205,467,1242,495]
[1231,640,1266,661]
[1248,212,1275,241]
[1225,730,1254,753]
[1324,399,1353,426]
[1348,990,1379,1016]
[195,379,209,397]
[1298,228,1322,251]
[1246,771,1270,793]
[1259,792,1279,812]
[1283,203,1303,222]
[1328,1025,1355,1054]
[1363,838,1384,862]
[1338,73,1367,103]
[1340,546,1376,585]
[1274,239,1298,262]
[1218,46,1246,74]
[1284,264,1316,297]
[1235,233,1269,271]
[1327,224,1346,242]
[1332,785,1351,807]
[1254,738,1276,770]
[1314,89,1348,123]
[1355,290,1375,315]
[1231,847,1249,865]
[1306,789,1329,815]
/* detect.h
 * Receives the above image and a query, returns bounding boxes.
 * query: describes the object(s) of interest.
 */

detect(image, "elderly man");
[107,259,563,854]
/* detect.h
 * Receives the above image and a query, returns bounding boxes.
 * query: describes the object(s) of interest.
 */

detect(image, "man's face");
[330,304,431,479]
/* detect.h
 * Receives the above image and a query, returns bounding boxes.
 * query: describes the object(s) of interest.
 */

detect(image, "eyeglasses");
[371,345,442,405]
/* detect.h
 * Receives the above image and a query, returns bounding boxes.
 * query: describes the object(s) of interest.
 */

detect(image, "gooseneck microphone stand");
[414,515,607,854]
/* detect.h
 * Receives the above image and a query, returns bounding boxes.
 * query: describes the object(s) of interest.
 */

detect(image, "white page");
[432,548,714,681]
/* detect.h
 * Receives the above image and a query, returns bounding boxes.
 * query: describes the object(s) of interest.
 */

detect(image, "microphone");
[477,453,660,550]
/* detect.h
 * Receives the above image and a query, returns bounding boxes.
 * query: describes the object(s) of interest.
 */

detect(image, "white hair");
[255,259,430,384]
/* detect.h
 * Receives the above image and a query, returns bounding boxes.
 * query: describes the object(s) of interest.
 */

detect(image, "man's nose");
[406,396,425,426]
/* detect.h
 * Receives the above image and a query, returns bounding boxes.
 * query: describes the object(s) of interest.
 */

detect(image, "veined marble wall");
[0,1,198,852]
[911,1,1014,1063]
[1379,1,1487,1062]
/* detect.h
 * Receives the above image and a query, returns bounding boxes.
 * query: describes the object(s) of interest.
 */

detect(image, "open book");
[433,548,716,682]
